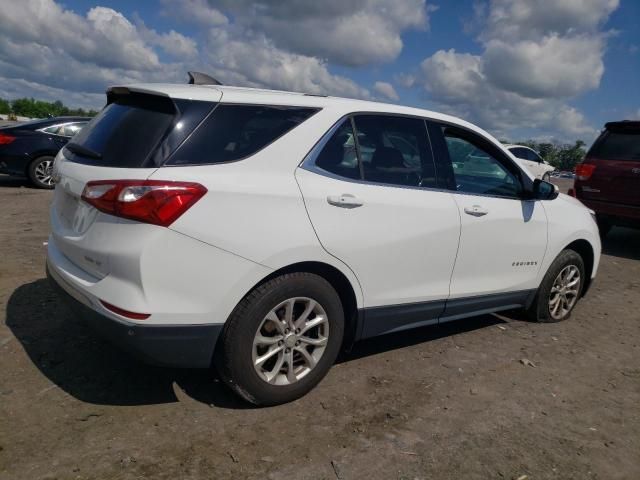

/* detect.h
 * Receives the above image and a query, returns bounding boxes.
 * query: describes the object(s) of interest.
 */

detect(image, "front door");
[428,122,548,315]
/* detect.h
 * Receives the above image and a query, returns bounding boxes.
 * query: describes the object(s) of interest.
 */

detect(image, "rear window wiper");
[65,142,102,160]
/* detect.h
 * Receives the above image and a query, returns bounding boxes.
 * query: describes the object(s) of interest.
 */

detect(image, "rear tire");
[27,156,55,189]
[526,249,585,323]
[216,272,344,406]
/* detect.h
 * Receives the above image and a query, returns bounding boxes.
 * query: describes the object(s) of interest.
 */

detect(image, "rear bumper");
[46,262,223,368]
[578,197,640,226]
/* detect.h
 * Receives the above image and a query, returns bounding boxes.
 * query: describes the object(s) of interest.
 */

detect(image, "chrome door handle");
[327,194,364,208]
[464,205,488,217]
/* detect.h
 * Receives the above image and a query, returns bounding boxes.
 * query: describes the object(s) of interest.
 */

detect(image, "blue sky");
[1,0,638,143]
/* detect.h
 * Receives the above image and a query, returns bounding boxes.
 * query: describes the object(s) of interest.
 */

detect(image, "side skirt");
[357,290,536,341]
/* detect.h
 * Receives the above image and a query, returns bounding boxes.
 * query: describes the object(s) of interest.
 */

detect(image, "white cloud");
[202,29,371,98]
[161,0,228,27]
[413,0,618,139]
[483,0,619,42]
[166,0,433,66]
[0,0,391,108]
[482,35,605,98]
[373,81,399,101]
[420,49,595,139]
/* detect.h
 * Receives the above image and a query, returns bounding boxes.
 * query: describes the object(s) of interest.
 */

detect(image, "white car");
[505,144,556,181]
[47,82,601,405]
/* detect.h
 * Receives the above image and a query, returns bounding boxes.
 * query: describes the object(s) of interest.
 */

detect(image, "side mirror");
[533,178,559,200]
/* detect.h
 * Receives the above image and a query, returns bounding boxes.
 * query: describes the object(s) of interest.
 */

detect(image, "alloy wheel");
[34,159,54,186]
[252,297,329,386]
[548,265,581,320]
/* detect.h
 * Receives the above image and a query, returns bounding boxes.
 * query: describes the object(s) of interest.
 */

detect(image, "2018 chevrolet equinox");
[47,82,601,405]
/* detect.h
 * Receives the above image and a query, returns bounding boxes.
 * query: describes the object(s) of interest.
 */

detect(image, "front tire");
[542,172,551,182]
[217,272,344,406]
[27,156,55,189]
[526,249,585,323]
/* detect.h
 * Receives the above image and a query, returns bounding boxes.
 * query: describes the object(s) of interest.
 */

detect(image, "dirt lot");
[1,175,639,480]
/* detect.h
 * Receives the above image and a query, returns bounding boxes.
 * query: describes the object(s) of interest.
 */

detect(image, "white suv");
[505,144,556,181]
[47,83,601,405]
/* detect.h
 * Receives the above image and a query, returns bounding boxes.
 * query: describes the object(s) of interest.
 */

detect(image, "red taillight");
[575,163,596,181]
[100,300,150,320]
[0,133,16,145]
[81,180,207,227]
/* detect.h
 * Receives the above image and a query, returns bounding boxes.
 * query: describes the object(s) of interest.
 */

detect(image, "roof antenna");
[188,71,223,86]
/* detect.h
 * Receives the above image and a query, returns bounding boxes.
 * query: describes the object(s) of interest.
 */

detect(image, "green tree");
[0,98,10,114]
[8,97,99,118]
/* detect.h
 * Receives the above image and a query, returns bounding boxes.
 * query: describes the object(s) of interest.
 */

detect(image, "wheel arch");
[243,261,361,351]
[24,151,57,176]
[564,238,595,296]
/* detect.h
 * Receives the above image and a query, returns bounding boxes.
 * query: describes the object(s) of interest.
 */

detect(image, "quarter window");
[169,105,319,165]
[314,119,360,180]
[441,127,522,198]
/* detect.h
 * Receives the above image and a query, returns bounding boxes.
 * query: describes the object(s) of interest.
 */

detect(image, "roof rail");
[187,71,223,86]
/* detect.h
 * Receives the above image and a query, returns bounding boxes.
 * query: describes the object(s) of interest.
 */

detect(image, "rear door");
[582,126,640,206]
[50,89,218,278]
[296,114,461,336]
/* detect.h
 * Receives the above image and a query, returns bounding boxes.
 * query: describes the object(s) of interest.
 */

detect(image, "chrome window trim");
[37,121,87,138]
[299,112,532,201]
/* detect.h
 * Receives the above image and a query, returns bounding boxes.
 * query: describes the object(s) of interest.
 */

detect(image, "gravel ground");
[1,174,639,480]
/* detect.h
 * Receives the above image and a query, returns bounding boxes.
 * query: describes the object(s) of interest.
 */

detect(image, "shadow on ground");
[7,278,505,409]
[602,227,640,261]
[0,174,34,188]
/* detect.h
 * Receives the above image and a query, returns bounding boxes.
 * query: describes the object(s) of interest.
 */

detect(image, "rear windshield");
[167,105,319,165]
[589,131,640,161]
[66,94,183,168]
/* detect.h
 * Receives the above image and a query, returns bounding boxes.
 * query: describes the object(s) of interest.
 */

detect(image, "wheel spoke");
[294,299,317,329]
[255,345,284,367]
[266,353,285,384]
[295,346,317,369]
[299,335,327,347]
[285,350,296,383]
[284,299,295,328]
[254,333,283,346]
[300,316,326,335]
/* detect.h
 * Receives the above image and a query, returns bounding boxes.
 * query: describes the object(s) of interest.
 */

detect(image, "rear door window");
[168,105,319,165]
[352,114,437,188]
[589,131,640,161]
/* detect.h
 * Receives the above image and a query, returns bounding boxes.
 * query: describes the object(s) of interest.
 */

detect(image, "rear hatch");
[51,87,219,278]
[578,121,640,206]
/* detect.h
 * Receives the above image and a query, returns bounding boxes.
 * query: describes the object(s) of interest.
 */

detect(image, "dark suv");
[574,121,640,237]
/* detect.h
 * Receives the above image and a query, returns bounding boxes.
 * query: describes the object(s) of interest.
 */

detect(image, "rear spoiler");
[105,86,175,114]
